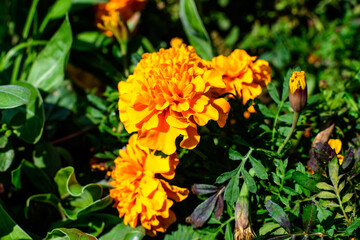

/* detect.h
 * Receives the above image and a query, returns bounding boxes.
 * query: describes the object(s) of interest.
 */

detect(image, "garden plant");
[0,0,360,239]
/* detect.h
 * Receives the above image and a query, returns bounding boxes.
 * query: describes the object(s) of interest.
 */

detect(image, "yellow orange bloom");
[118,44,230,155]
[211,49,271,116]
[170,37,184,49]
[328,139,344,165]
[109,134,189,235]
[97,10,128,39]
[95,0,146,36]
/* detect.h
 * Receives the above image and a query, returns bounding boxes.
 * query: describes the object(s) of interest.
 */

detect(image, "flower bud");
[289,70,307,113]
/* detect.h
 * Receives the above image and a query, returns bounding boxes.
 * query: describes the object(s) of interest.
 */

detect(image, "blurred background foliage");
[1,0,360,239]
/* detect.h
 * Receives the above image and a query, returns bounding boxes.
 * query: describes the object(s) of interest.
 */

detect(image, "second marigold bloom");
[289,70,307,113]
[109,134,189,235]
[118,44,230,155]
[211,49,271,115]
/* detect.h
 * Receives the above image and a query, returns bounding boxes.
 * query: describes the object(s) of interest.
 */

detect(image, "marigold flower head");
[95,0,146,36]
[109,134,189,235]
[211,49,271,116]
[118,44,230,155]
[289,70,307,113]
[97,10,128,40]
[328,139,344,165]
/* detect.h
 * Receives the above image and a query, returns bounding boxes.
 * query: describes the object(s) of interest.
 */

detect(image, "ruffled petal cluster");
[118,44,230,155]
[211,49,271,116]
[109,134,189,235]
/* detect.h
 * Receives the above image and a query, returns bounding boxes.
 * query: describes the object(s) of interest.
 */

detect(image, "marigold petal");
[193,103,219,126]
[328,139,342,154]
[212,98,230,128]
[161,180,189,202]
[180,124,200,150]
[138,127,179,155]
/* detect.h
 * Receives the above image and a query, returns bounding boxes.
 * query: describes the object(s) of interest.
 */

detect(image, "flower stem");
[277,112,299,155]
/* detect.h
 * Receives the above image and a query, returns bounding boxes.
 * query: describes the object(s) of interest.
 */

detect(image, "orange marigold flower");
[118,44,230,155]
[170,37,183,48]
[95,0,146,36]
[328,139,344,165]
[109,134,189,235]
[211,49,271,115]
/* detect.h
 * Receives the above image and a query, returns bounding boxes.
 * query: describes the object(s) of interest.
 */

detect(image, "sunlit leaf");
[99,222,145,240]
[0,203,32,240]
[248,155,268,180]
[179,0,214,60]
[0,85,30,109]
[328,157,339,188]
[45,228,97,240]
[28,17,72,92]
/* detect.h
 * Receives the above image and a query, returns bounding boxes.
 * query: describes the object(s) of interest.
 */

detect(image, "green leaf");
[0,147,14,172]
[12,82,45,144]
[0,85,30,109]
[216,166,239,184]
[228,148,243,161]
[342,193,353,204]
[54,167,112,220]
[99,222,145,240]
[302,204,317,233]
[328,157,339,188]
[164,224,201,240]
[316,204,332,222]
[28,17,72,92]
[258,103,275,118]
[292,171,319,193]
[317,191,337,199]
[345,218,360,236]
[267,82,280,104]
[33,141,62,177]
[316,182,334,191]
[240,169,257,193]
[248,155,268,180]
[224,223,232,240]
[259,222,280,235]
[11,160,56,193]
[179,0,214,60]
[72,0,107,4]
[266,200,291,233]
[45,228,97,240]
[46,0,72,20]
[223,171,240,204]
[0,203,32,239]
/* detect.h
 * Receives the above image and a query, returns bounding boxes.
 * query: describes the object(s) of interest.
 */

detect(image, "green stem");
[119,42,129,77]
[277,111,300,155]
[10,55,22,84]
[271,101,284,150]
[22,0,40,39]
[0,40,47,71]
[335,189,350,224]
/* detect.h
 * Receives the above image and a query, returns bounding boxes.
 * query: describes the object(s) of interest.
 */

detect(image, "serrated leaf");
[302,204,317,233]
[12,82,44,144]
[216,166,239,184]
[45,228,97,240]
[0,203,32,240]
[292,171,319,193]
[266,200,291,233]
[28,17,72,92]
[179,0,213,60]
[225,223,232,240]
[316,182,334,191]
[345,218,360,236]
[224,172,240,204]
[328,157,339,188]
[267,82,280,104]
[338,181,345,193]
[164,224,201,240]
[0,85,30,109]
[240,169,257,193]
[342,193,353,204]
[258,103,275,118]
[229,148,243,161]
[316,204,332,222]
[259,222,280,235]
[317,191,337,199]
[99,222,145,240]
[248,155,268,180]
